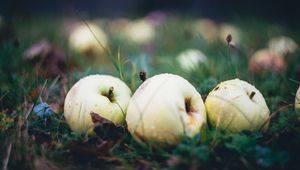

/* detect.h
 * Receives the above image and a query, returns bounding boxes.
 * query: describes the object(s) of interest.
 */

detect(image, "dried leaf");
[90,111,124,141]
[27,87,49,102]
[90,111,112,125]
[23,39,79,78]
[23,40,51,60]
[33,158,58,170]
[167,156,180,166]
[49,103,61,113]
[69,137,114,158]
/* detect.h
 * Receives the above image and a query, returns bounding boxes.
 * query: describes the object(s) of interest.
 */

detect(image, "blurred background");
[1,0,299,27]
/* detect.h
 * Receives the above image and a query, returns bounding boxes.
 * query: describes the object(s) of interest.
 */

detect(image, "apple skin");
[69,22,108,57]
[205,79,270,133]
[64,75,132,134]
[177,49,207,71]
[249,49,285,74]
[126,73,207,145]
[268,36,298,56]
[108,18,130,36]
[295,86,300,114]
[193,19,219,43]
[122,19,155,44]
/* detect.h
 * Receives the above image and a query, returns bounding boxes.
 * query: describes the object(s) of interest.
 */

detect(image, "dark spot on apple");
[214,86,220,91]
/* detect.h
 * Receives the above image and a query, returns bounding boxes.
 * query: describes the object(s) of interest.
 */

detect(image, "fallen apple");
[126,73,207,145]
[122,19,155,44]
[177,48,207,71]
[193,18,219,43]
[205,79,270,132]
[69,22,108,57]
[249,49,285,74]
[107,18,130,36]
[64,75,132,134]
[268,36,298,56]
[295,86,300,114]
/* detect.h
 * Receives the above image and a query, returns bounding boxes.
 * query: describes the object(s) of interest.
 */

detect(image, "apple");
[122,19,155,44]
[219,23,241,46]
[69,22,108,57]
[193,19,219,43]
[249,48,285,74]
[205,79,270,132]
[108,18,130,36]
[64,75,132,134]
[268,36,298,56]
[126,73,207,145]
[177,48,207,71]
[295,86,300,114]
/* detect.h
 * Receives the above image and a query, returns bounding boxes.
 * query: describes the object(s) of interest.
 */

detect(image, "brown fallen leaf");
[27,86,49,102]
[167,156,180,167]
[90,111,125,140]
[49,103,61,113]
[69,137,114,158]
[23,39,51,60]
[68,112,125,160]
[90,111,113,125]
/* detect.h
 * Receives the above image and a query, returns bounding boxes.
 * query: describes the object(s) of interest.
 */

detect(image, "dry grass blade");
[259,104,293,131]
[2,140,12,170]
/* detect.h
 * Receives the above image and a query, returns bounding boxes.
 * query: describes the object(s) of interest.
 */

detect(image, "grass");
[0,15,300,169]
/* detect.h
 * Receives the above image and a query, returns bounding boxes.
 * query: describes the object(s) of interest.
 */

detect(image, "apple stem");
[185,98,192,114]
[139,70,147,82]
[108,87,114,101]
[249,91,256,99]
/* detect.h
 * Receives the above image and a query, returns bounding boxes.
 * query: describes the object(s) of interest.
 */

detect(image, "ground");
[0,15,300,169]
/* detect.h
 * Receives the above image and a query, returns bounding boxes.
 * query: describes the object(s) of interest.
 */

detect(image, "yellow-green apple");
[64,75,131,134]
[268,36,298,56]
[107,18,130,36]
[126,73,207,145]
[193,18,219,43]
[249,48,285,74]
[69,22,108,57]
[177,48,207,71]
[295,86,300,114]
[205,79,270,132]
[122,19,155,44]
